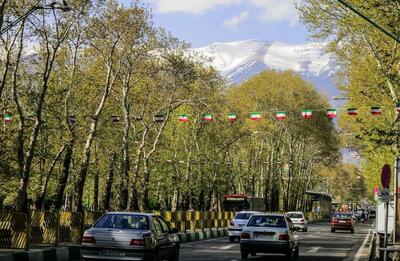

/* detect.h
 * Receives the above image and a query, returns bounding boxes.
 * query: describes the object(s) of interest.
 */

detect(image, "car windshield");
[235,213,254,220]
[94,214,150,230]
[287,213,303,219]
[334,213,352,218]
[247,215,286,228]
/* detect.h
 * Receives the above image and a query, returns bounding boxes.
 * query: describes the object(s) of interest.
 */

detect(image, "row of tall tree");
[0,0,342,212]
[298,0,400,194]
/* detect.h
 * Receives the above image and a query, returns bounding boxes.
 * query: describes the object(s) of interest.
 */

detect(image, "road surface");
[179,221,372,261]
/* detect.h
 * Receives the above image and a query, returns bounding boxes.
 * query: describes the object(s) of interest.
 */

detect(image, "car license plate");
[100,250,125,256]
[254,233,273,239]
[338,220,346,223]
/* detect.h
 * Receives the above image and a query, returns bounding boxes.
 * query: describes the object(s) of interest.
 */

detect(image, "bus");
[222,195,265,212]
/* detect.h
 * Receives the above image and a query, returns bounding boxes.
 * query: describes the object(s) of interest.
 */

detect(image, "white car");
[287,212,308,232]
[228,211,259,242]
[240,213,300,260]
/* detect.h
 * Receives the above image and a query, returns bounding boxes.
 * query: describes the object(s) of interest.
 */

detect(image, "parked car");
[240,213,300,260]
[286,212,308,232]
[331,212,355,233]
[81,212,180,261]
[228,211,259,242]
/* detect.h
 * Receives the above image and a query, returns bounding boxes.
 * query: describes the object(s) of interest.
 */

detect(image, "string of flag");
[2,104,398,124]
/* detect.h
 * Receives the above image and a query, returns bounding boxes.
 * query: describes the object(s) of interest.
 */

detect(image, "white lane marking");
[220,245,235,250]
[307,247,321,253]
[354,229,372,261]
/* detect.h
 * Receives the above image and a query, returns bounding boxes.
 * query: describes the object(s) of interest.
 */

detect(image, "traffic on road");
[78,210,372,261]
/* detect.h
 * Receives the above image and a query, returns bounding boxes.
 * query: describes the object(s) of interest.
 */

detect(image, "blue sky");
[129,0,310,48]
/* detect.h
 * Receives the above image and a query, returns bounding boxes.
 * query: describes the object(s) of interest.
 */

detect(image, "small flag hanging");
[326,109,337,119]
[396,103,400,113]
[275,111,287,120]
[250,112,261,121]
[347,108,358,116]
[4,113,12,123]
[228,113,237,122]
[135,115,143,121]
[301,109,313,119]
[111,116,120,123]
[202,113,213,122]
[154,114,165,122]
[371,106,382,115]
[178,114,189,122]
[68,116,76,124]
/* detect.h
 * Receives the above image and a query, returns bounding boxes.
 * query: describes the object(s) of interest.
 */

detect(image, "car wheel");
[229,236,235,243]
[303,228,307,232]
[351,229,355,234]
[152,250,160,261]
[294,246,299,259]
[286,248,294,261]
[331,228,335,233]
[168,247,179,261]
[241,251,248,260]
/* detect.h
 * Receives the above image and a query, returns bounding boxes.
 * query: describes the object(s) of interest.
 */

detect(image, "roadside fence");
[0,210,235,250]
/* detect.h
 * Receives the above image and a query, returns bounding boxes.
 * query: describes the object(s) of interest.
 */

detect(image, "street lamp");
[0,1,71,36]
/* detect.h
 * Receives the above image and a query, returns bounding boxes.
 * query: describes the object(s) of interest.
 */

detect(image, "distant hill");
[194,39,340,101]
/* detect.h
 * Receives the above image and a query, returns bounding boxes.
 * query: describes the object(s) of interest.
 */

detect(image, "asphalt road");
[179,221,372,261]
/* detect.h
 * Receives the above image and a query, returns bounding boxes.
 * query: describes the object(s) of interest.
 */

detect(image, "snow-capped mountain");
[194,40,339,99]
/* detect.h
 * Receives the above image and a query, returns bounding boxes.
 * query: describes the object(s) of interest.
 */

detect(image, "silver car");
[240,214,300,260]
[81,212,180,261]
[287,212,308,232]
[228,211,259,242]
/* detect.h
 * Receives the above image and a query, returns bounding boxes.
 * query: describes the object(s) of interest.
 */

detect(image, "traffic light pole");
[335,0,400,44]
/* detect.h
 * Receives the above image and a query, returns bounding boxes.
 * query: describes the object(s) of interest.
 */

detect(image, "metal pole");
[395,157,400,244]
[335,0,400,44]
[384,194,389,261]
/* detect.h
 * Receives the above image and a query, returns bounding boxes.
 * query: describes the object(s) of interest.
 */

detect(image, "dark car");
[331,212,355,233]
[81,212,180,261]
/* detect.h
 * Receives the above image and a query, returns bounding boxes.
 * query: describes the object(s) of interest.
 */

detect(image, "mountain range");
[193,39,340,101]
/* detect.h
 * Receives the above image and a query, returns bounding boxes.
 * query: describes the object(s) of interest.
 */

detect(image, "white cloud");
[152,0,242,14]
[223,11,250,28]
[150,0,301,26]
[250,0,301,26]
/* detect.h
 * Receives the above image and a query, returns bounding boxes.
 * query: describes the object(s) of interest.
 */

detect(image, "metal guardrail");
[0,210,235,249]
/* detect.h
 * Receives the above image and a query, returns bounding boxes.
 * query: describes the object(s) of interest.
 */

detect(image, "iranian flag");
[371,106,382,115]
[396,103,400,113]
[326,109,337,118]
[4,113,12,123]
[202,113,213,122]
[301,109,313,119]
[228,113,237,122]
[178,114,189,122]
[275,111,287,120]
[347,108,358,116]
[250,112,261,121]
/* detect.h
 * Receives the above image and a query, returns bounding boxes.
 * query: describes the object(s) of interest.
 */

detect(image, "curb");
[0,246,80,261]
[178,229,227,243]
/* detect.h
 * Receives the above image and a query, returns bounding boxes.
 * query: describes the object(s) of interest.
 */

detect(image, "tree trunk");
[101,153,116,211]
[35,144,66,209]
[74,62,116,211]
[55,140,74,209]
[119,81,131,210]
[93,170,99,211]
